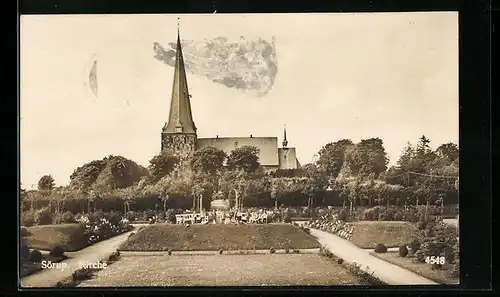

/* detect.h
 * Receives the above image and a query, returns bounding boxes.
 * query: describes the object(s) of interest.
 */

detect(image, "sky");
[20,12,459,189]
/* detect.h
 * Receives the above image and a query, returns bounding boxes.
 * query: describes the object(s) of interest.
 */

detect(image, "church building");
[160,28,300,172]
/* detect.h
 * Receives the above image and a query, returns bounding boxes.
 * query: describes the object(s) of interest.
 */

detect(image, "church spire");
[282,125,288,147]
[163,19,197,134]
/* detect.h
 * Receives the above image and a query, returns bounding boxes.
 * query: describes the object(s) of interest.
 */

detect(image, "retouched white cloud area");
[20,12,458,188]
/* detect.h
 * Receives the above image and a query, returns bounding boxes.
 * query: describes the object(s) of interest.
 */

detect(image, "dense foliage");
[21,136,458,217]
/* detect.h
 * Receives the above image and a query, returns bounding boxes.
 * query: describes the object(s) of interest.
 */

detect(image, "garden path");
[309,228,438,285]
[20,224,147,288]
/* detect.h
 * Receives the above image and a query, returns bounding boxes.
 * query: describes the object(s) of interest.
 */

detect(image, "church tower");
[161,25,197,159]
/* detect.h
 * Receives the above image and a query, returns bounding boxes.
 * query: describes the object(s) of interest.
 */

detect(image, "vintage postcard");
[20,12,459,287]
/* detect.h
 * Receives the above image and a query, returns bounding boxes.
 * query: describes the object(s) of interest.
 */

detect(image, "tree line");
[22,135,458,213]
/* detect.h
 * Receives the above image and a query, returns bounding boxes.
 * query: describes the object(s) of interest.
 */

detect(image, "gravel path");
[20,225,146,288]
[309,228,438,285]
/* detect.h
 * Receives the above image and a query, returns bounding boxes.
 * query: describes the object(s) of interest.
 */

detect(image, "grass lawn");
[22,224,88,252]
[78,254,363,286]
[349,221,417,249]
[371,251,459,285]
[119,224,321,251]
[20,254,67,278]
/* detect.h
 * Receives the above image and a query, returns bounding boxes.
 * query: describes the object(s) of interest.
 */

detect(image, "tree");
[227,146,261,173]
[190,147,227,175]
[413,135,438,172]
[70,156,149,191]
[94,155,150,189]
[435,143,459,162]
[337,159,353,180]
[301,165,328,213]
[317,139,354,178]
[148,152,179,182]
[347,178,360,216]
[344,138,389,177]
[155,167,193,200]
[70,160,107,190]
[38,175,55,191]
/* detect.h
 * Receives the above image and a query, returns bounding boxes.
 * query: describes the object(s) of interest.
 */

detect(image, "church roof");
[163,28,197,134]
[197,137,279,166]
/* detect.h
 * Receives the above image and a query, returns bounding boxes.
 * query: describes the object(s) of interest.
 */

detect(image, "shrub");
[72,268,94,281]
[56,211,76,224]
[219,249,223,255]
[107,211,123,226]
[34,207,53,225]
[21,210,36,227]
[29,249,42,262]
[337,258,344,264]
[20,245,30,260]
[165,209,178,223]
[447,236,460,278]
[88,210,107,223]
[362,207,380,221]
[124,211,138,221]
[398,245,409,257]
[374,243,387,253]
[283,213,292,223]
[20,227,30,237]
[338,208,349,221]
[417,221,427,230]
[379,207,396,221]
[299,226,311,234]
[408,239,421,255]
[393,210,405,221]
[107,251,120,263]
[270,247,276,254]
[413,220,458,265]
[128,232,135,238]
[406,208,419,223]
[143,210,156,221]
[431,263,443,270]
[413,250,426,263]
[49,246,65,257]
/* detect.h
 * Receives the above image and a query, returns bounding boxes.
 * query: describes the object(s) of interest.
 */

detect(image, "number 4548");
[425,256,445,265]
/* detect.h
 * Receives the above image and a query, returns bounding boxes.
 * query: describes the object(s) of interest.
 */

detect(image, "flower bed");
[305,214,354,240]
[76,212,133,245]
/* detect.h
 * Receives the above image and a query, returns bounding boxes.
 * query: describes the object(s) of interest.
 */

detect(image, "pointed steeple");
[163,20,197,134]
[282,125,288,147]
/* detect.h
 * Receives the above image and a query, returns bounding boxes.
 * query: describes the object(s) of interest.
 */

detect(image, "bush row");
[21,187,460,214]
[356,205,454,222]
[20,207,188,227]
[21,208,77,227]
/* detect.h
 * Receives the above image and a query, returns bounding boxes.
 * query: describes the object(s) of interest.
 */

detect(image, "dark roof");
[163,29,197,134]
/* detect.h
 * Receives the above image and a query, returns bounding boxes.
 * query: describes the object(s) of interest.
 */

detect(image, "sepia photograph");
[19,12,459,288]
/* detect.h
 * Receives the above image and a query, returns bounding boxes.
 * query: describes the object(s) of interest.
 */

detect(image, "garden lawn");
[119,224,321,251]
[20,253,67,278]
[22,224,88,252]
[349,221,417,249]
[78,254,363,286]
[371,251,458,284]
